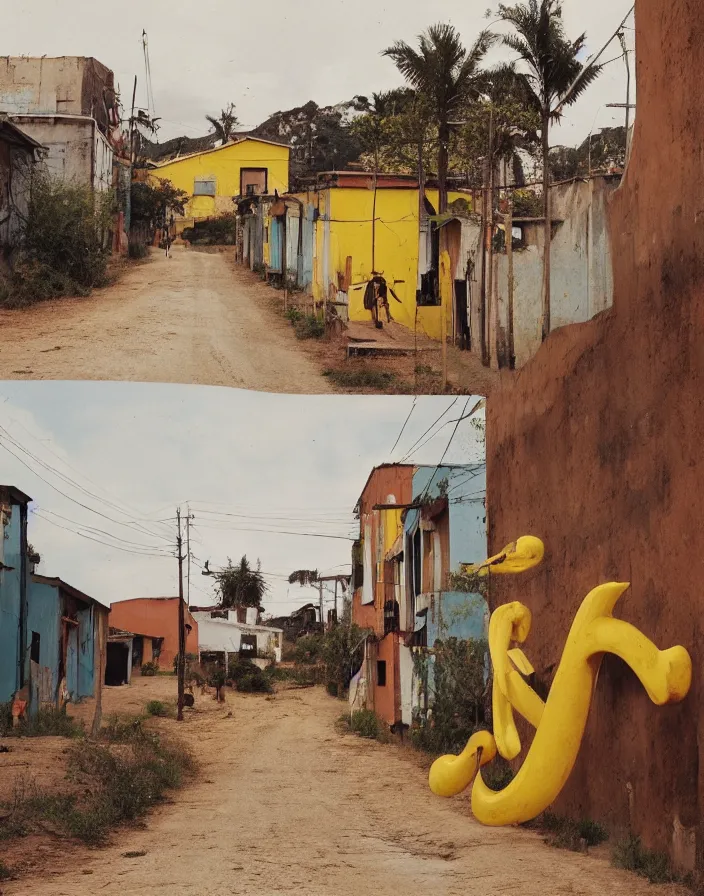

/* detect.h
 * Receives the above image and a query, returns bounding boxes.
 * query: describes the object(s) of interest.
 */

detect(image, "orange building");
[108,598,198,672]
[350,464,414,728]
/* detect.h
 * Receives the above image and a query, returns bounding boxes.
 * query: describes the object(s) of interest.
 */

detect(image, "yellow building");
[287,172,474,341]
[149,136,289,229]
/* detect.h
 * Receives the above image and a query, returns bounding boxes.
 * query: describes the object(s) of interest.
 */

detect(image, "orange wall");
[374,634,399,726]
[109,598,198,670]
[352,464,414,637]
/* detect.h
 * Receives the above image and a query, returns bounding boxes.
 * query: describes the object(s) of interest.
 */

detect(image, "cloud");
[0,382,484,616]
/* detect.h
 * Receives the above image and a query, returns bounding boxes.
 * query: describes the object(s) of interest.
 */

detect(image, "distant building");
[147,136,290,233]
[0,486,110,725]
[108,597,198,672]
[105,627,165,687]
[191,606,284,666]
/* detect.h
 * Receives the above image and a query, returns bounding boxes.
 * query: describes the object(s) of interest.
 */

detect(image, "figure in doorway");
[363,274,401,329]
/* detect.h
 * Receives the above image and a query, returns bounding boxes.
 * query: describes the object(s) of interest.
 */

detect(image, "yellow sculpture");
[429,536,692,826]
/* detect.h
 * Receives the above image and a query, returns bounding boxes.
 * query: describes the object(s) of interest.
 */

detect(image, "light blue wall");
[0,504,23,702]
[409,464,488,644]
[25,580,60,709]
[77,605,95,699]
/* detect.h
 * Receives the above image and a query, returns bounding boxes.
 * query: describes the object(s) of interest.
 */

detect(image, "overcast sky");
[0,382,484,618]
[5,0,635,146]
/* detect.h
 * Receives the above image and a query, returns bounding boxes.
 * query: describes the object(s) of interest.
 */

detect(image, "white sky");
[0,382,484,618]
[4,0,635,147]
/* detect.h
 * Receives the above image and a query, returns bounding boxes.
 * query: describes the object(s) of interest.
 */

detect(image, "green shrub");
[0,701,13,735]
[294,314,325,340]
[350,709,381,739]
[293,635,323,665]
[181,213,237,245]
[482,759,515,792]
[141,661,159,677]
[0,175,115,308]
[611,835,673,883]
[0,860,11,880]
[264,666,294,682]
[128,240,149,259]
[145,700,170,717]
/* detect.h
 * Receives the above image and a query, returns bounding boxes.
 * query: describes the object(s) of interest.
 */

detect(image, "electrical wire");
[389,396,417,456]
[34,512,174,559]
[399,398,460,462]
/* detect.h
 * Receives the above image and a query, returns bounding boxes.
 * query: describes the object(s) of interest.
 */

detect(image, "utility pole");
[176,508,186,722]
[333,577,339,624]
[319,578,324,633]
[185,506,193,607]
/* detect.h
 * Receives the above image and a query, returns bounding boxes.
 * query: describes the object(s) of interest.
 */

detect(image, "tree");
[215,556,268,610]
[498,0,602,339]
[206,103,239,143]
[288,569,319,586]
[383,24,495,212]
[130,178,188,232]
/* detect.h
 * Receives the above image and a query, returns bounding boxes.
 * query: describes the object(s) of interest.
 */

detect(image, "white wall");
[193,611,283,662]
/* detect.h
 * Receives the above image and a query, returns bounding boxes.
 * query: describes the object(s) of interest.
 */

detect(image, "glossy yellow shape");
[429,537,692,827]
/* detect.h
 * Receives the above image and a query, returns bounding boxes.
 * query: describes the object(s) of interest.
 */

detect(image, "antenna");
[142,30,156,121]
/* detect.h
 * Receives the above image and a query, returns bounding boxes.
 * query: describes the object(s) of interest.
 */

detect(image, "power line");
[399,398,460,462]
[0,426,173,543]
[419,397,473,503]
[34,508,173,552]
[34,512,173,559]
[390,396,417,455]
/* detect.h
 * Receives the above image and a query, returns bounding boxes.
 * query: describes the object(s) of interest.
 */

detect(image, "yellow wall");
[307,187,470,341]
[150,139,289,222]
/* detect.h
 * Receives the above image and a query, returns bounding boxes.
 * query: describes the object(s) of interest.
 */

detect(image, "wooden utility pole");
[176,508,186,722]
[185,507,192,607]
[319,579,324,633]
[486,106,495,366]
[505,160,515,369]
[439,250,451,390]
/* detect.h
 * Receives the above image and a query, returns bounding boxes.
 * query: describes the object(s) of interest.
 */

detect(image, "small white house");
[192,608,283,665]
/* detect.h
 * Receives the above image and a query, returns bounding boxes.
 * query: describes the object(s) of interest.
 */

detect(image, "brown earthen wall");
[486,0,704,870]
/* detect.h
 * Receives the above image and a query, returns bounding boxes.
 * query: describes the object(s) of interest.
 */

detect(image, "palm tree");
[498,0,601,339]
[215,556,268,610]
[383,24,495,213]
[206,102,239,143]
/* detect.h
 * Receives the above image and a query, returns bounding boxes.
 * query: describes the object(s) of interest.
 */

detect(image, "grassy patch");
[145,700,173,718]
[611,835,675,884]
[350,709,382,739]
[2,707,84,739]
[540,812,609,852]
[285,308,325,340]
[323,369,397,390]
[0,716,194,847]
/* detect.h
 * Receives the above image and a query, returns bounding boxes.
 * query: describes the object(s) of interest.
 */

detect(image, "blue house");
[0,486,109,722]
[383,465,488,728]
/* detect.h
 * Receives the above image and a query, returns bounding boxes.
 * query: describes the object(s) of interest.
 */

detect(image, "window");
[152,638,163,660]
[240,634,257,657]
[194,178,216,196]
[377,660,387,687]
[30,632,40,664]
[240,168,268,196]
[383,600,400,636]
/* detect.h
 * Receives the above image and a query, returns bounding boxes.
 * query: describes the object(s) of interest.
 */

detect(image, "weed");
[264,666,295,682]
[145,700,172,718]
[323,369,397,390]
[0,701,13,735]
[350,709,381,739]
[540,812,608,852]
[482,759,515,792]
[9,707,84,739]
[611,834,674,883]
[140,661,159,677]
[415,364,439,377]
[294,314,325,340]
[0,860,11,880]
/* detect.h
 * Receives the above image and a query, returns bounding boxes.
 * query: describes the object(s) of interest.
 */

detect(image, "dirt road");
[4,678,686,896]
[0,248,331,393]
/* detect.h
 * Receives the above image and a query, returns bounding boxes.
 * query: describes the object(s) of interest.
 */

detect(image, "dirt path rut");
[0,248,331,393]
[5,682,687,896]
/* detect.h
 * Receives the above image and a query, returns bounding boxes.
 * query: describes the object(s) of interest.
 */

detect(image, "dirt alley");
[0,248,331,393]
[3,677,688,896]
